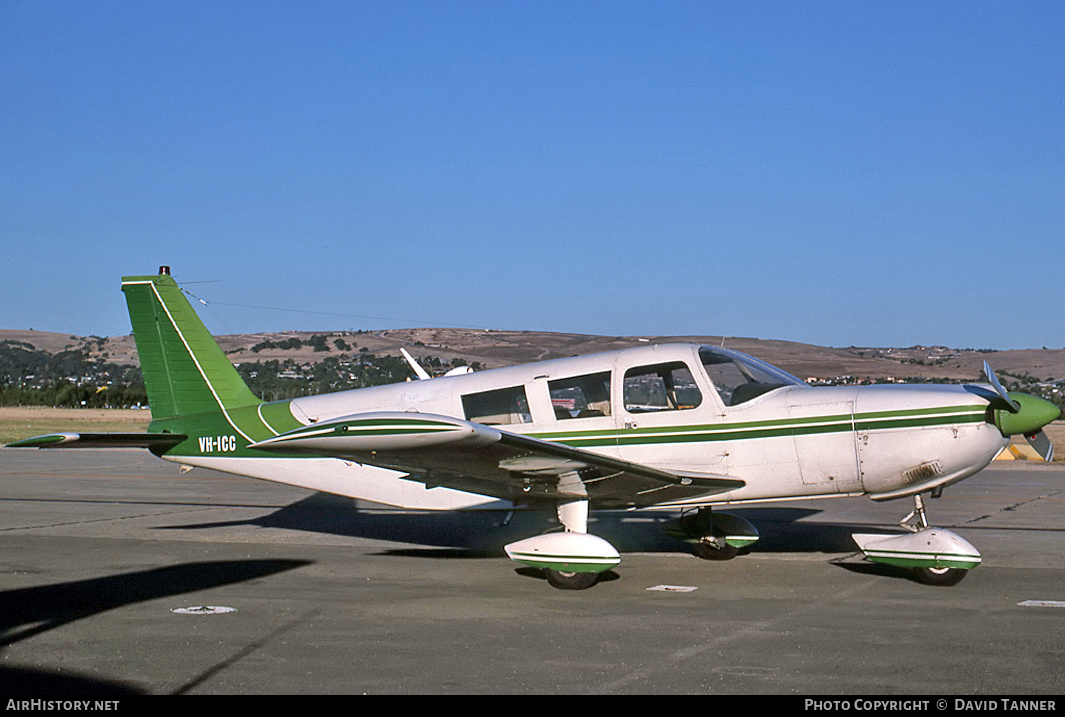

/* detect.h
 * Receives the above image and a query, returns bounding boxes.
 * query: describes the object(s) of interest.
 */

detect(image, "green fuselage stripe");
[528,406,986,449]
[161,400,986,459]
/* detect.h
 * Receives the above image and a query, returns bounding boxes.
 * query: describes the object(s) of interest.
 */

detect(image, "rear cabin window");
[623,362,702,413]
[461,386,532,425]
[548,372,612,420]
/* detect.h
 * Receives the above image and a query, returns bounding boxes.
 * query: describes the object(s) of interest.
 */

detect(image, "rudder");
[122,267,261,419]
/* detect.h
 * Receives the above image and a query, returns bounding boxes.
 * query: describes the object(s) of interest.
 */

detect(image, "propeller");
[983,361,1060,462]
[983,361,1020,412]
[400,348,432,381]
[1025,429,1055,463]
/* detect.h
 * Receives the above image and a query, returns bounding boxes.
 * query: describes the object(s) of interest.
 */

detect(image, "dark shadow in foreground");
[0,666,145,696]
[0,558,311,695]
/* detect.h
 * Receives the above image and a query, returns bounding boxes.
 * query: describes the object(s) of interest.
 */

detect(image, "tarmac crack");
[959,489,1065,527]
[170,612,314,695]
[0,505,223,533]
[589,579,874,694]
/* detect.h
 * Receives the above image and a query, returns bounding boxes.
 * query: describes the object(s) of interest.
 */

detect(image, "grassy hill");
[2,327,1063,407]
[8,327,1063,379]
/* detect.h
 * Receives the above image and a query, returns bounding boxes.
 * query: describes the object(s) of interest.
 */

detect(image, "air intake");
[904,460,943,484]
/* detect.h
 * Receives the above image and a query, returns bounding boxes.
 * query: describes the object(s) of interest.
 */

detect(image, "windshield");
[699,346,805,407]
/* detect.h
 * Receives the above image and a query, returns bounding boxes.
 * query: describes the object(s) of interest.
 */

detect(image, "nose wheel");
[913,564,968,586]
[852,493,981,587]
[903,495,968,585]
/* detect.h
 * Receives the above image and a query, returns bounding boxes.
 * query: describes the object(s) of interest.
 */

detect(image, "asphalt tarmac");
[0,448,1062,696]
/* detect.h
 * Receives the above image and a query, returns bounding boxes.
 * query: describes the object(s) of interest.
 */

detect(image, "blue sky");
[2,1,1062,349]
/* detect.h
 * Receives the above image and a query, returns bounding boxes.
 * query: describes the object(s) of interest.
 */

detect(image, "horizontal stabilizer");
[6,432,187,449]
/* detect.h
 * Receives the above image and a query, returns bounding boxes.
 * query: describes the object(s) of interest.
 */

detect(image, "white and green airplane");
[8,269,1060,590]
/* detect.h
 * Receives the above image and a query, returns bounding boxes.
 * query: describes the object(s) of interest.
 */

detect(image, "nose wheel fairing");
[852,494,981,585]
[851,529,981,571]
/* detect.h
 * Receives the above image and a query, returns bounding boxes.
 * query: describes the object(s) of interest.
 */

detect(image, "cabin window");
[462,386,532,425]
[623,362,702,413]
[548,372,612,420]
[699,346,801,406]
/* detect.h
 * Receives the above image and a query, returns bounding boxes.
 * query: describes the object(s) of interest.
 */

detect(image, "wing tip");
[6,433,79,448]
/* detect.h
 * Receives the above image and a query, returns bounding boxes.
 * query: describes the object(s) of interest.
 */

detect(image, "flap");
[249,412,744,508]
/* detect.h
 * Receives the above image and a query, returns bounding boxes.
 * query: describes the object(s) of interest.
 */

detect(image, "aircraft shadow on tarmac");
[0,558,310,695]
[167,493,892,559]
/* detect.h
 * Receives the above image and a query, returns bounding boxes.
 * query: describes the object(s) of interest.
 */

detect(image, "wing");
[6,433,187,450]
[249,412,744,508]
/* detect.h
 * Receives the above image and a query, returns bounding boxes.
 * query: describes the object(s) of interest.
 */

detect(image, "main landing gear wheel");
[544,569,599,590]
[913,566,968,587]
[692,541,739,561]
[504,501,621,591]
[665,509,759,561]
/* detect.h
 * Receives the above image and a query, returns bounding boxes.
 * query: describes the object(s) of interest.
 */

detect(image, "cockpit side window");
[548,372,612,420]
[699,346,802,407]
[623,362,702,413]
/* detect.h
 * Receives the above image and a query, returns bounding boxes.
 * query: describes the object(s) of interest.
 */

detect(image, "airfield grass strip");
[0,407,150,445]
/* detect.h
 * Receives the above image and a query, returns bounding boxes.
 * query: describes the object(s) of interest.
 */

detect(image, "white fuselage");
[170,344,1008,510]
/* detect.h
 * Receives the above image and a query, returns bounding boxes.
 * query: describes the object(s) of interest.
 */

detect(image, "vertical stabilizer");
[121,269,261,419]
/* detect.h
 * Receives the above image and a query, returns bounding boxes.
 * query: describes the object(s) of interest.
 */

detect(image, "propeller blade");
[983,361,1021,413]
[1025,429,1055,462]
[400,348,432,380]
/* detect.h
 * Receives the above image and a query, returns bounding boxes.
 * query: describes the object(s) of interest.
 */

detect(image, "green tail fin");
[122,270,261,419]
